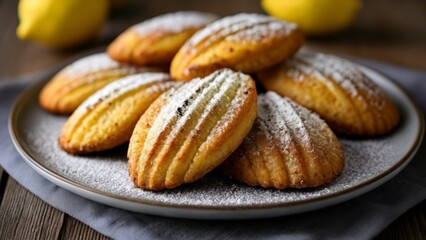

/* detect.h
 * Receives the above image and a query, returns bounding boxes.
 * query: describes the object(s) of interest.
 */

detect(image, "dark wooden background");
[0,0,425,239]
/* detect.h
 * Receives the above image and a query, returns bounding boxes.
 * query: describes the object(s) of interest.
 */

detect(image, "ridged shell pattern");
[128,68,257,190]
[186,13,297,47]
[61,53,141,77]
[287,53,381,99]
[221,92,344,189]
[78,73,175,112]
[39,53,153,114]
[171,13,302,80]
[108,12,219,66]
[59,73,178,154]
[132,11,219,35]
[259,52,400,135]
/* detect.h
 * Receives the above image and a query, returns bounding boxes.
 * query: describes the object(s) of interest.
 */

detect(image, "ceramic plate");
[9,62,424,219]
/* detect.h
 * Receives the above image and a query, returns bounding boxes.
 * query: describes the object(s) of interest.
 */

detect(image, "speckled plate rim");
[8,61,424,219]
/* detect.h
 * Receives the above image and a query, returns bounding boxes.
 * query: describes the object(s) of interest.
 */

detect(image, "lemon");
[261,0,361,36]
[17,0,109,49]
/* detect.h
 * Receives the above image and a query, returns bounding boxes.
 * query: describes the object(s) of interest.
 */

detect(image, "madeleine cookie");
[59,73,179,154]
[128,69,257,190]
[39,53,158,115]
[221,92,344,189]
[170,13,303,81]
[257,52,400,136]
[108,11,218,65]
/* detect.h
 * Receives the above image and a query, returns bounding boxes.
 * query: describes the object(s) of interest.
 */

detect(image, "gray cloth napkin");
[1,59,425,240]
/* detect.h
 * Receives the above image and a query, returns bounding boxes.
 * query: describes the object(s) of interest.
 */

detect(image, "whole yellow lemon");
[261,0,361,36]
[17,0,109,49]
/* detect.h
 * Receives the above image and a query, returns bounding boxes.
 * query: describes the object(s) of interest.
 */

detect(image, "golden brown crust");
[59,73,179,154]
[39,53,159,115]
[107,11,218,66]
[128,69,257,190]
[257,52,400,136]
[221,92,345,189]
[170,13,304,81]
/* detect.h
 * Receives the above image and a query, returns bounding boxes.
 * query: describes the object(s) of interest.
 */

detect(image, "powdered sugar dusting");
[61,53,128,77]
[164,70,236,142]
[187,13,296,48]
[142,69,248,157]
[254,92,342,181]
[16,65,414,209]
[198,70,252,145]
[78,72,172,111]
[268,92,312,146]
[288,53,382,99]
[257,94,293,155]
[23,109,403,207]
[141,74,214,151]
[132,11,218,35]
[226,21,296,43]
[256,92,330,161]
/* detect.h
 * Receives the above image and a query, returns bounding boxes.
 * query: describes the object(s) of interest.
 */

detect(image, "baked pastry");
[257,52,400,136]
[128,69,257,190]
[107,11,218,65]
[39,53,159,115]
[221,92,344,189]
[59,73,179,154]
[170,13,304,81]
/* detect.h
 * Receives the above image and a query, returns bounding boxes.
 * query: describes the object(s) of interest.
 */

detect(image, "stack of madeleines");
[39,12,399,191]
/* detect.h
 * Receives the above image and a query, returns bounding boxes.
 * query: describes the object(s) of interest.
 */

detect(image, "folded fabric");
[0,59,425,240]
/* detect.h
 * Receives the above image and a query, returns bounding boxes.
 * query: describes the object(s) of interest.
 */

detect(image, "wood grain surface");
[0,0,425,239]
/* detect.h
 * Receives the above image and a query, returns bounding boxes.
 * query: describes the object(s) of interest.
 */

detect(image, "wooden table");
[1,0,425,239]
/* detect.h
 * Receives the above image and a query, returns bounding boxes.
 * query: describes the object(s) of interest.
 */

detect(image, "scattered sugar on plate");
[23,94,402,208]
